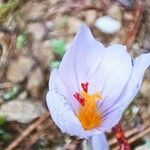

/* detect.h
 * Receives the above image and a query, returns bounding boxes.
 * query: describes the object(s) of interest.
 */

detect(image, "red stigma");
[81,82,89,93]
[73,82,89,106]
[73,92,84,106]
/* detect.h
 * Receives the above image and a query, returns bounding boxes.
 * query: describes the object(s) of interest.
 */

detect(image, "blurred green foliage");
[2,85,20,101]
[0,116,6,127]
[50,61,60,70]
[51,39,66,56]
[0,116,10,143]
[0,0,22,24]
[16,33,27,49]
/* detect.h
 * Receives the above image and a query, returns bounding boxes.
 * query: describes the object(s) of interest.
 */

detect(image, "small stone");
[95,16,121,34]
[0,100,45,123]
[32,41,54,68]
[132,106,139,114]
[140,80,150,100]
[27,23,47,40]
[67,17,83,33]
[27,67,44,98]
[130,43,142,57]
[7,56,35,83]
[17,91,28,101]
[53,16,68,31]
[85,10,97,25]
[143,35,150,50]
[44,21,54,31]
[107,4,122,21]
[123,12,134,22]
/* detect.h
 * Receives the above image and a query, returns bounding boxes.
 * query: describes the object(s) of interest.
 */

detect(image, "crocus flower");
[46,25,150,149]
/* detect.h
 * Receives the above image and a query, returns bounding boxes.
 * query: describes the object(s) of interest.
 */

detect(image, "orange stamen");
[74,82,103,130]
[77,91,102,130]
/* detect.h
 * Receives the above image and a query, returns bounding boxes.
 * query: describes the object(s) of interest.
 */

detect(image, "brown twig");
[23,120,55,150]
[5,112,50,150]
[5,110,150,150]
[111,125,150,150]
[112,125,150,150]
[109,121,150,146]
[123,1,144,49]
[112,123,131,149]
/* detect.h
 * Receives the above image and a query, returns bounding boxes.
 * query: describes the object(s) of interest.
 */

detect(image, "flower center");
[73,82,102,130]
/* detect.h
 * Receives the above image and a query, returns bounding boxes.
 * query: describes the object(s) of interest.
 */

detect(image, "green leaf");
[0,128,5,135]
[1,133,11,142]
[2,85,20,101]
[0,116,6,126]
[16,33,27,49]
[51,39,66,56]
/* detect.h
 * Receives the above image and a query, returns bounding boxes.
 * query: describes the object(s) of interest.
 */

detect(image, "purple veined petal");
[46,90,86,139]
[97,53,150,131]
[58,25,105,108]
[90,44,132,108]
[90,134,109,150]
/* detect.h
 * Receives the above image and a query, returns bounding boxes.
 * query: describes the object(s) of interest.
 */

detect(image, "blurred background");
[0,0,150,149]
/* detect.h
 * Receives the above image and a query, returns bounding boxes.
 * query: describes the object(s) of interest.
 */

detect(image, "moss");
[0,0,22,24]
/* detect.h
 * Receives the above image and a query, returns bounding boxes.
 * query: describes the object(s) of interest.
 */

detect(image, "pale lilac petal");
[46,90,86,138]
[114,53,150,109]
[58,25,105,110]
[90,134,109,150]
[98,53,150,131]
[92,44,132,109]
[46,69,87,138]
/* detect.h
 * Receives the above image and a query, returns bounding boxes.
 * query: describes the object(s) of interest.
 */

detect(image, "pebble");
[7,56,35,83]
[85,10,97,25]
[95,16,121,34]
[27,23,47,40]
[140,80,150,100]
[32,41,54,68]
[107,4,122,21]
[67,17,83,33]
[44,21,54,31]
[27,67,44,98]
[132,106,139,114]
[0,100,45,123]
[143,35,150,50]
[123,12,134,22]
